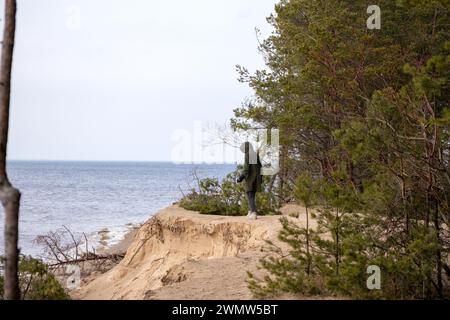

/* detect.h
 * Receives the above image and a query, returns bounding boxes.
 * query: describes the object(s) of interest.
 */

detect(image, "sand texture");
[72,204,318,300]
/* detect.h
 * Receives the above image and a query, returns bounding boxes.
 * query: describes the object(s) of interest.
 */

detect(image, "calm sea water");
[0,161,235,256]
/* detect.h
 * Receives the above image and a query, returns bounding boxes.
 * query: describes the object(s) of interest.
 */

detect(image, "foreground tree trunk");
[0,0,20,300]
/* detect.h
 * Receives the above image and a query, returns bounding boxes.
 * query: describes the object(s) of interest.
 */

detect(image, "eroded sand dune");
[72,205,309,300]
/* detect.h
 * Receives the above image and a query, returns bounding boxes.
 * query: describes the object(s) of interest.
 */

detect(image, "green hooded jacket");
[238,142,262,193]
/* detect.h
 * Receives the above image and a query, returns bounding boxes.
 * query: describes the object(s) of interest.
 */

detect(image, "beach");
[71,204,326,300]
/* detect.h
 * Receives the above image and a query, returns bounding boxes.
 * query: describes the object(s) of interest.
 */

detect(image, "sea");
[0,161,236,257]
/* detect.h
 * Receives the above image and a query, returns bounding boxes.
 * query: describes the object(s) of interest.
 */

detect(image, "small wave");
[82,224,139,253]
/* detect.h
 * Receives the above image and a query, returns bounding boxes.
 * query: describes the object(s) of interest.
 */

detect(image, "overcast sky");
[1,0,276,162]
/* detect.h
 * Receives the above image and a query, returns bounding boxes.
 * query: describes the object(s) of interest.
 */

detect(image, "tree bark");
[0,0,20,300]
[305,205,311,275]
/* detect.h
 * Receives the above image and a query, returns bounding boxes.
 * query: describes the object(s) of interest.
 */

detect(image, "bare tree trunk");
[335,209,340,276]
[305,205,311,276]
[0,0,20,300]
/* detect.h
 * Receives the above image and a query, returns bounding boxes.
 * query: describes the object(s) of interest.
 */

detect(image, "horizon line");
[7,159,239,165]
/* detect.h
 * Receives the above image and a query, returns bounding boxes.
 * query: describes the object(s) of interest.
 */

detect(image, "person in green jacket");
[237,142,262,220]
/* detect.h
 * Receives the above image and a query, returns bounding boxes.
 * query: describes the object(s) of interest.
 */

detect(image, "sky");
[0,0,276,162]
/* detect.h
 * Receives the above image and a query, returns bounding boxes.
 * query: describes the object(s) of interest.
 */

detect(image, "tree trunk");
[434,200,443,298]
[305,205,311,275]
[0,0,20,300]
[335,209,340,276]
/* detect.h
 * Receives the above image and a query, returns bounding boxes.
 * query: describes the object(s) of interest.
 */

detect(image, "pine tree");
[238,0,450,299]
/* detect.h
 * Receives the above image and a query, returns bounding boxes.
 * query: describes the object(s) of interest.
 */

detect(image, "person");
[237,142,262,220]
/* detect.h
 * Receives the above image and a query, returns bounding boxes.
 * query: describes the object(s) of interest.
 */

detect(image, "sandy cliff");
[72,205,308,300]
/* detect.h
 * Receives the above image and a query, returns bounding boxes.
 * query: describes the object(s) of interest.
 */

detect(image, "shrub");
[247,178,449,300]
[179,167,280,216]
[0,255,70,300]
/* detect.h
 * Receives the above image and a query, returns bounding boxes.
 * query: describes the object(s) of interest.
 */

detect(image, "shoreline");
[98,224,141,255]
[5,161,234,259]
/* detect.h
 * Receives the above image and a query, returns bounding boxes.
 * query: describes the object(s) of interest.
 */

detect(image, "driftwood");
[48,253,125,267]
[34,226,126,275]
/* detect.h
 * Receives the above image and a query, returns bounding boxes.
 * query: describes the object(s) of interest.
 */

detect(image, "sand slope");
[72,205,310,300]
